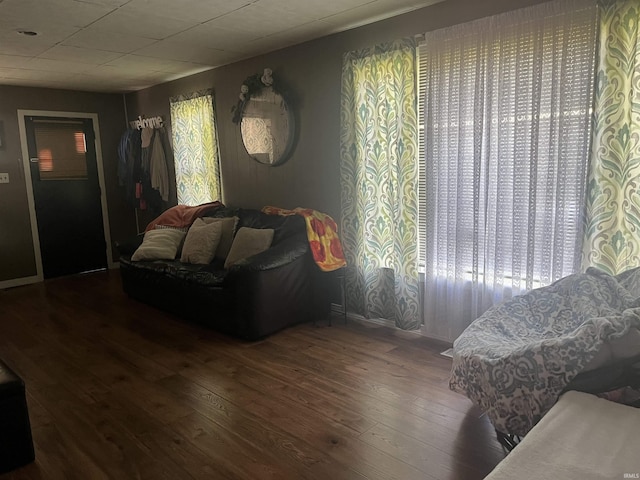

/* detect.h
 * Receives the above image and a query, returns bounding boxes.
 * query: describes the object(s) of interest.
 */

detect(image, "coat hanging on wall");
[117,128,141,208]
[118,119,169,217]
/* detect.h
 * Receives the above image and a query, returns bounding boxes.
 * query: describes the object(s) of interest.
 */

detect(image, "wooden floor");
[0,271,505,480]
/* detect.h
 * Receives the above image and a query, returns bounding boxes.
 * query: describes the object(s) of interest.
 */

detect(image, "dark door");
[25,116,107,279]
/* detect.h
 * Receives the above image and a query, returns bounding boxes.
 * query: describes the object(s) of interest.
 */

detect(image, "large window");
[340,39,421,331]
[169,90,221,206]
[418,0,598,341]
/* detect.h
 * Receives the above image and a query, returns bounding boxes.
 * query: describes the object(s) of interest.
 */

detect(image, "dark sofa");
[117,206,329,340]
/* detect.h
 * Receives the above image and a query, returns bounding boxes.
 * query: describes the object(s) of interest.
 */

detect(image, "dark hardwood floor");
[0,271,505,480]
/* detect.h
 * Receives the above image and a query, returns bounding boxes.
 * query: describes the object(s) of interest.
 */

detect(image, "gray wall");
[0,0,548,285]
[126,0,548,222]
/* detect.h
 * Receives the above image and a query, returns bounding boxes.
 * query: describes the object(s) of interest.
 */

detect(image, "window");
[340,39,421,330]
[418,0,598,341]
[169,90,221,206]
[33,119,88,180]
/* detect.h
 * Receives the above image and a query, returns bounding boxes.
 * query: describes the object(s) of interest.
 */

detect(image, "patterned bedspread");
[449,267,640,436]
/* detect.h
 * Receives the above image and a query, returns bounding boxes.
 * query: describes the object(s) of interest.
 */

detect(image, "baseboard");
[334,308,401,329]
[356,314,397,328]
[333,306,453,346]
[0,275,42,290]
[1,265,119,290]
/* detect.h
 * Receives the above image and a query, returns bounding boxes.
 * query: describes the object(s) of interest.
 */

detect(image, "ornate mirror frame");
[232,69,296,166]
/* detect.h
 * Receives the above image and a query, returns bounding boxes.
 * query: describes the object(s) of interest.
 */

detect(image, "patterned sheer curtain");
[169,90,221,206]
[583,0,640,275]
[420,0,598,342]
[340,39,421,330]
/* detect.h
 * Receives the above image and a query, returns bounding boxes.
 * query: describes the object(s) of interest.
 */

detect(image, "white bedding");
[485,391,640,480]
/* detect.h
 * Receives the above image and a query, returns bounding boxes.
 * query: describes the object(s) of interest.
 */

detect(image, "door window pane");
[33,119,88,180]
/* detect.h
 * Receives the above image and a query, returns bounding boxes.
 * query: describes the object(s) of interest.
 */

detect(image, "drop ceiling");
[0,0,441,93]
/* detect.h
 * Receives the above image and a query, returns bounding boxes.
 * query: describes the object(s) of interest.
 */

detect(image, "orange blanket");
[145,201,223,232]
[262,206,347,272]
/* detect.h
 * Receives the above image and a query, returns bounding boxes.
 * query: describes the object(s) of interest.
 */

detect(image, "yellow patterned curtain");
[583,0,640,274]
[169,90,221,206]
[340,38,420,330]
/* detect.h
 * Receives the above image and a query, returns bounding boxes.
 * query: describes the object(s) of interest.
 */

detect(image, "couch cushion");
[120,257,227,287]
[237,209,306,246]
[164,263,228,287]
[181,218,222,264]
[201,216,238,260]
[131,228,186,261]
[224,227,274,269]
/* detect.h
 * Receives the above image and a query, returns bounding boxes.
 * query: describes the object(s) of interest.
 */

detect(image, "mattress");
[484,391,640,480]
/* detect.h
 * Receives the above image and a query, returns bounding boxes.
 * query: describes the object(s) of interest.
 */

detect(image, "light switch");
[0,173,9,184]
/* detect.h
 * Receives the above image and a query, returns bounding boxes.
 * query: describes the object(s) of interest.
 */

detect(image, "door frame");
[17,109,115,283]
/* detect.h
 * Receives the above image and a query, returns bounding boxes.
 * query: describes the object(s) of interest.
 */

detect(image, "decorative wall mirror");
[232,69,295,166]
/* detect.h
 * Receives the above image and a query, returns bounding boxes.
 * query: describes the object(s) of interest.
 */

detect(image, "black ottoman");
[0,360,35,473]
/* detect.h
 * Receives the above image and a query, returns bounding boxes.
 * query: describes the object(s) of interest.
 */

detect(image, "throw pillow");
[202,216,239,260]
[180,218,222,264]
[224,227,274,269]
[154,225,188,233]
[154,225,189,256]
[131,228,186,261]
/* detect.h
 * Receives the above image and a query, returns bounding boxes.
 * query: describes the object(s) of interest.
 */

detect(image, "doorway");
[19,111,113,280]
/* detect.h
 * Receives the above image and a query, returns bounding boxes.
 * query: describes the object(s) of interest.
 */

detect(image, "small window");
[169,90,221,206]
[33,119,88,180]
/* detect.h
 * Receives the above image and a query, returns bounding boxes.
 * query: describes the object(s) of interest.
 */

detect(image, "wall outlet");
[0,173,9,184]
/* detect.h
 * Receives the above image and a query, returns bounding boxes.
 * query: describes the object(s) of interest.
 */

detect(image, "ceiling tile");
[0,68,81,81]
[0,0,448,92]
[323,0,442,29]
[38,45,124,64]
[0,36,55,57]
[103,54,169,73]
[105,54,210,74]
[204,3,316,37]
[89,8,198,40]
[133,39,236,64]
[22,57,96,73]
[0,77,65,88]
[0,22,81,56]
[40,81,118,93]
[262,20,339,45]
[123,0,254,24]
[0,67,17,77]
[87,65,173,88]
[169,24,261,53]
[0,0,116,29]
[322,2,412,29]
[380,0,444,11]
[254,0,375,20]
[73,0,130,6]
[0,54,32,68]
[237,20,338,57]
[62,28,159,53]
[89,64,150,78]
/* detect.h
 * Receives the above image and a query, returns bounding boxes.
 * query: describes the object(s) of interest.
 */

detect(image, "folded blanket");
[262,206,347,272]
[145,201,223,232]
